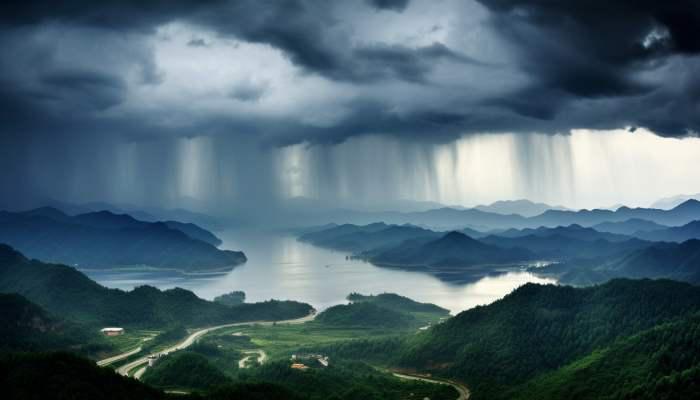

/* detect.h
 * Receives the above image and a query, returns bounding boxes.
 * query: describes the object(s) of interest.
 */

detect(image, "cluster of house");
[290,353,329,370]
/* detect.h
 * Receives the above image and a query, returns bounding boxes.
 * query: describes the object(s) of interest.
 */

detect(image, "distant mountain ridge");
[591,218,668,235]
[475,199,570,217]
[329,199,700,231]
[651,193,700,210]
[0,207,243,270]
[634,220,700,242]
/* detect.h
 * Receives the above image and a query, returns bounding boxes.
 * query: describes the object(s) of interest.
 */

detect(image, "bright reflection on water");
[84,231,556,314]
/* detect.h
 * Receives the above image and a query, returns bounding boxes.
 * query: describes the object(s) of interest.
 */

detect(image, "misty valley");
[3,198,700,400]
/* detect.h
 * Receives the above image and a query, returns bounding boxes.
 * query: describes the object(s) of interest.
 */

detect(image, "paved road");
[113,311,316,379]
[393,372,470,400]
[238,349,267,369]
[97,346,142,367]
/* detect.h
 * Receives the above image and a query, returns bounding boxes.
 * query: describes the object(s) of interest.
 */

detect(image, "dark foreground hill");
[0,245,311,327]
[0,352,302,400]
[0,208,243,270]
[0,293,103,353]
[396,279,700,399]
[312,279,700,400]
[510,314,700,400]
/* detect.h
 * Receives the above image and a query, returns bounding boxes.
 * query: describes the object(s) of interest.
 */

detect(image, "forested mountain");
[592,218,668,235]
[395,279,700,399]
[547,239,700,285]
[299,222,440,253]
[492,224,632,242]
[635,220,700,242]
[369,231,534,269]
[511,314,700,400]
[316,302,416,329]
[0,293,102,353]
[0,208,243,270]
[0,245,311,327]
[347,292,449,316]
[480,232,649,261]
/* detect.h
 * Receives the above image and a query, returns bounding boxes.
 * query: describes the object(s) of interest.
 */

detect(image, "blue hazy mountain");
[537,239,700,286]
[0,208,244,270]
[326,199,700,231]
[369,231,534,269]
[298,222,441,253]
[634,220,700,242]
[591,218,668,235]
[475,199,570,217]
[651,193,700,210]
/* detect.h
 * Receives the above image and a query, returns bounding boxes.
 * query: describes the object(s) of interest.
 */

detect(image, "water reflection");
[84,231,556,314]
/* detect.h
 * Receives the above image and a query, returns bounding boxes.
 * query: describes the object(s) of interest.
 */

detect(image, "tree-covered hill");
[0,293,103,353]
[316,302,416,329]
[370,231,534,268]
[346,292,449,316]
[396,279,700,399]
[545,239,700,285]
[0,244,312,327]
[510,314,700,400]
[0,208,244,270]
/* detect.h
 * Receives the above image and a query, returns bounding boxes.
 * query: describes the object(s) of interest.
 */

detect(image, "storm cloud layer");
[1,1,699,213]
[2,0,699,145]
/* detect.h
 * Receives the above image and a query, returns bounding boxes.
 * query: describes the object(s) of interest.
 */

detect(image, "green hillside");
[0,244,312,327]
[396,279,700,399]
[511,314,700,400]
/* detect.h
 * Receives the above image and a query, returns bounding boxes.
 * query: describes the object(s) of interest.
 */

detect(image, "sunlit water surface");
[84,231,555,314]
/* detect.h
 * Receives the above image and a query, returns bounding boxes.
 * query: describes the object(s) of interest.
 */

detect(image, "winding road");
[102,311,316,379]
[96,346,142,367]
[392,372,470,400]
[237,349,267,368]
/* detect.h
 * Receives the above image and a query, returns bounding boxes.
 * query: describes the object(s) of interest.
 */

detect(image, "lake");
[84,230,556,314]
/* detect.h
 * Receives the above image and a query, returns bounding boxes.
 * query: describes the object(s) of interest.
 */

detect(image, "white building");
[100,327,125,336]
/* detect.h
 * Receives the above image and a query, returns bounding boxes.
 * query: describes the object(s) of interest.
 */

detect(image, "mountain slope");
[511,314,700,400]
[635,220,700,242]
[299,223,440,253]
[0,293,101,352]
[0,245,311,327]
[592,218,668,235]
[475,199,569,217]
[370,231,534,268]
[397,279,700,399]
[0,208,243,270]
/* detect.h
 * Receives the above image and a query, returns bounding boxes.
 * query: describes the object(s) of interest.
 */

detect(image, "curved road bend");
[392,372,470,400]
[97,346,142,367]
[238,349,268,369]
[112,311,316,378]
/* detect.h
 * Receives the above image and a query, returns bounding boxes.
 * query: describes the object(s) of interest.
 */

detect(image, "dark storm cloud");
[0,0,699,147]
[477,0,700,136]
[40,69,127,110]
[366,0,411,12]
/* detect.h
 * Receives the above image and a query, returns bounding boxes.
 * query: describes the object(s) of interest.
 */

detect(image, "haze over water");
[85,230,555,314]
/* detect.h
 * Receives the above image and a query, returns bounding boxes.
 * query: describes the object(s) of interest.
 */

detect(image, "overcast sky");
[1,0,699,213]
